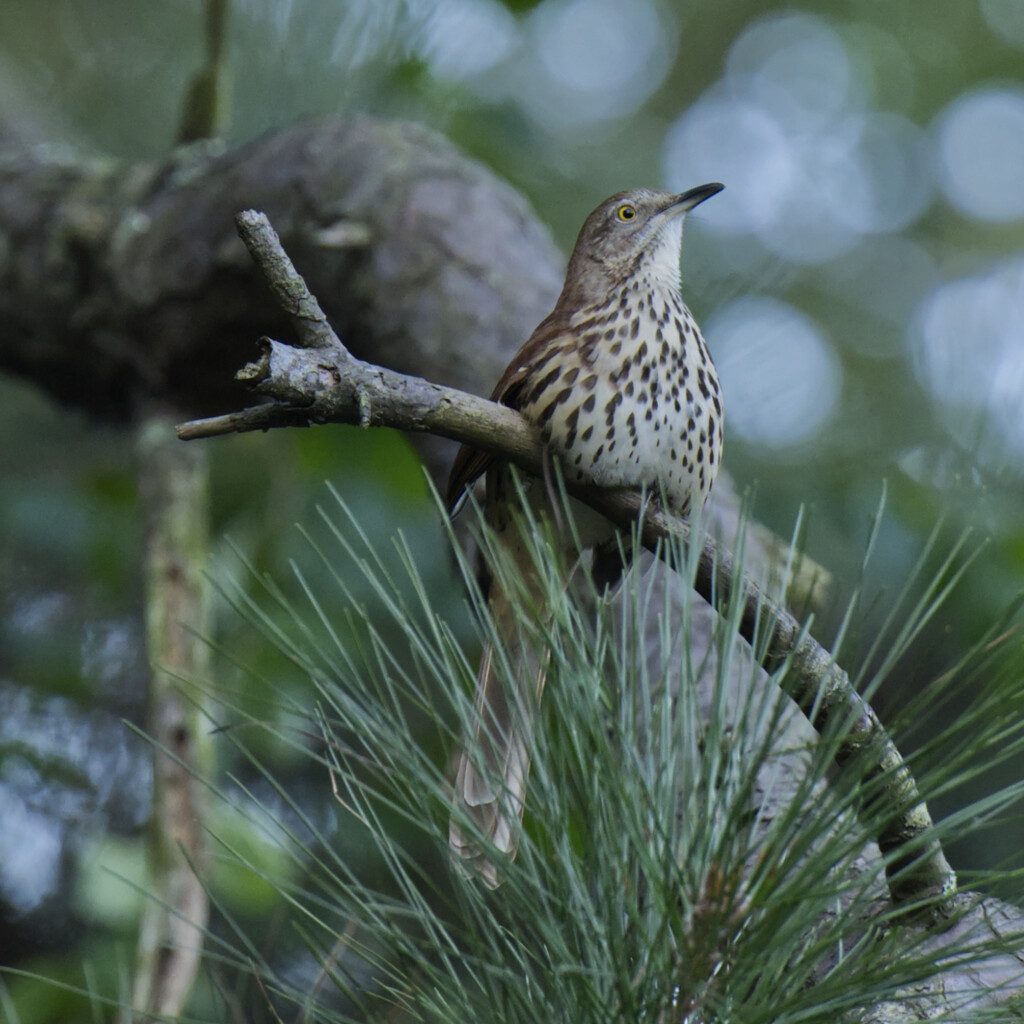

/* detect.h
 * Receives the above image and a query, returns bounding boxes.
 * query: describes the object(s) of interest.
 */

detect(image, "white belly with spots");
[530,291,723,517]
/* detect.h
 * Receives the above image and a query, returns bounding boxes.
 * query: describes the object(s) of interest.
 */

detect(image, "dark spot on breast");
[604,392,623,423]
[537,387,573,425]
[563,366,580,386]
[583,394,596,413]
[530,348,559,375]
[583,374,598,391]
[528,364,562,399]
[581,425,594,442]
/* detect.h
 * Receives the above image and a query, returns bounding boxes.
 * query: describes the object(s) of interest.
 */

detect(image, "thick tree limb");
[0,116,561,435]
[178,210,956,912]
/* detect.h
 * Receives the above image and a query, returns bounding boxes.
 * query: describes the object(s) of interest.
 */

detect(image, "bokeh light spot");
[707,296,841,447]
[911,259,1024,458]
[664,11,932,265]
[523,0,673,126]
[726,11,854,130]
[415,0,519,80]
[664,91,796,236]
[936,87,1024,222]
[0,783,63,914]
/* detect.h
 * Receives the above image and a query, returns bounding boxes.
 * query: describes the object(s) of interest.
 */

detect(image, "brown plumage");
[448,184,725,886]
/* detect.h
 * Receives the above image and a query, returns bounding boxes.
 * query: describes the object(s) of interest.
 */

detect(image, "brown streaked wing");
[446,313,573,516]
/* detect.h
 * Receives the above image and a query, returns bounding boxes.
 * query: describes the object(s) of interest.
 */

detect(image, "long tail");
[450,574,548,888]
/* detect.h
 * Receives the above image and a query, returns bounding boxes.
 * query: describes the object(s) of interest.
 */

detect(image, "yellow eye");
[617,204,637,222]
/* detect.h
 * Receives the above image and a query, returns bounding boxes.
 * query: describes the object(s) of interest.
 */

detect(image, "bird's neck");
[557,230,685,320]
[637,226,684,295]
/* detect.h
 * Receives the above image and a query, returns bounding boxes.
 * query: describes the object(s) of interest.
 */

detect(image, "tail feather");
[450,584,547,888]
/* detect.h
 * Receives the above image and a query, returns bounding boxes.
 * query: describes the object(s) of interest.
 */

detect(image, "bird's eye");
[617,204,637,222]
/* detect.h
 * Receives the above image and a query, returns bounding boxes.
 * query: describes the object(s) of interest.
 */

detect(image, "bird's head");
[562,183,723,300]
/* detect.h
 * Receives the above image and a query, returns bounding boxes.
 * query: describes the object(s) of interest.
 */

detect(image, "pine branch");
[177,209,956,912]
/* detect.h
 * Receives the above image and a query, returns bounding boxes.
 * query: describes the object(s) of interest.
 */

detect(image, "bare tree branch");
[178,209,957,912]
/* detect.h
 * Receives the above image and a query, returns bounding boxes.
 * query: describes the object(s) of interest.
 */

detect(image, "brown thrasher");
[446,184,725,886]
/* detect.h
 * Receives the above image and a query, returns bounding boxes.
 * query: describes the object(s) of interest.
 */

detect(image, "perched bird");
[447,184,725,886]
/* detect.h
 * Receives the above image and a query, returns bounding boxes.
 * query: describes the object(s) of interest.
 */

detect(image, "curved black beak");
[667,182,724,215]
